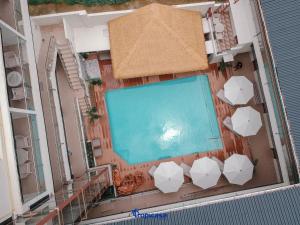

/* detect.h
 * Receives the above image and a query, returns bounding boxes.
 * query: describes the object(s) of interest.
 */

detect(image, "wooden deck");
[84,53,258,194]
[84,52,280,217]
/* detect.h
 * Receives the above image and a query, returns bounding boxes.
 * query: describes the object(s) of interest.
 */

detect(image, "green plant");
[89,78,102,86]
[218,60,231,73]
[80,52,89,59]
[87,106,100,123]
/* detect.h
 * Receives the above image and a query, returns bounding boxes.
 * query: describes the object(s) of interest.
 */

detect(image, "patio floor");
[84,52,281,218]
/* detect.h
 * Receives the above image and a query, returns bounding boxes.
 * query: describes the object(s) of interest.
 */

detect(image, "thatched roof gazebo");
[108,3,208,79]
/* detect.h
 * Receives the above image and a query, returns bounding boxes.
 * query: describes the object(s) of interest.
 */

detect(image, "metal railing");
[57,40,85,89]
[22,168,110,225]
[45,35,68,184]
[254,0,299,182]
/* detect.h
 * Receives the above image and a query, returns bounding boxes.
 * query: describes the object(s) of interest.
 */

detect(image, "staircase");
[57,41,83,90]
[57,40,91,116]
[78,95,91,117]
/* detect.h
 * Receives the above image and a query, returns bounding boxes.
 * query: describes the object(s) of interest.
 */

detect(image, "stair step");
[61,53,73,58]
[73,86,83,90]
[78,98,86,102]
[69,74,80,79]
[60,52,72,57]
[63,57,75,63]
[59,47,71,52]
[79,101,87,105]
[66,64,77,69]
[65,60,76,65]
[79,103,88,107]
[60,49,72,54]
[68,71,78,75]
[71,81,82,86]
[69,75,79,80]
[70,79,81,84]
[65,63,77,68]
[81,106,89,110]
[67,71,78,76]
[66,68,78,73]
[57,44,70,50]
[73,85,82,89]
[79,102,87,107]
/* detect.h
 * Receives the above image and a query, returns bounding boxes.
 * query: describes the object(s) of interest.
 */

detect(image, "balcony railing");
[19,167,110,225]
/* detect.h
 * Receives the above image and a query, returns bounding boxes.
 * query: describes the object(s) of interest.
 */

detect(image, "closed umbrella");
[223,154,254,185]
[224,76,254,105]
[190,157,221,189]
[231,106,262,137]
[154,161,184,193]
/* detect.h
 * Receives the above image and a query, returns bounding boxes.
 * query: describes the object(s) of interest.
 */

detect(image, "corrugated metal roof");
[260,0,300,163]
[106,185,300,225]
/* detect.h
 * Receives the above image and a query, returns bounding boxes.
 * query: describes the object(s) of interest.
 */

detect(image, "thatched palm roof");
[108,3,208,79]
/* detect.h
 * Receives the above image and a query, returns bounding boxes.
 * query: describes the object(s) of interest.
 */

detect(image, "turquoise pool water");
[105,75,223,165]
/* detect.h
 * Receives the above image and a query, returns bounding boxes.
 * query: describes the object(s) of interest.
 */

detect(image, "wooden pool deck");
[84,52,280,217]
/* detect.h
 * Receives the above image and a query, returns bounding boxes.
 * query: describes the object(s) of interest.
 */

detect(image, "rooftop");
[2,0,299,224]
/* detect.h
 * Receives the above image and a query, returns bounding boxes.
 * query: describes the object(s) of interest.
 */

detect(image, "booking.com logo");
[131,208,168,219]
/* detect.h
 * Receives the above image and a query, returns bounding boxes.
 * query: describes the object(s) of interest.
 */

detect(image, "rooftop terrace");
[23,1,298,224]
[84,51,281,219]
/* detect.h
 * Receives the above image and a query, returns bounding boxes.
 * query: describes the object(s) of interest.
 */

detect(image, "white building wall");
[63,18,75,44]
[0,33,23,216]
[229,0,257,44]
[0,124,13,223]
[32,2,215,54]
[74,25,110,52]
[20,1,55,209]
[0,160,13,222]
[31,20,43,60]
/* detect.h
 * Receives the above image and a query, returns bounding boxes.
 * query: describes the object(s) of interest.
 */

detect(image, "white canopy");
[223,154,254,185]
[190,157,221,189]
[231,106,262,137]
[154,161,184,193]
[224,76,254,105]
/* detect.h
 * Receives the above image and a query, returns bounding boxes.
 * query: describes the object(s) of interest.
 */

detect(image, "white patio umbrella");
[223,154,254,185]
[190,157,221,189]
[154,161,184,193]
[231,106,262,137]
[224,76,254,105]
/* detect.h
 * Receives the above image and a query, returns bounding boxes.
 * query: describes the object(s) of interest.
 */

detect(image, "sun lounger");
[217,89,233,106]
[92,139,102,157]
[223,116,233,131]
[202,18,210,34]
[211,156,224,171]
[180,162,191,178]
[223,116,241,136]
[148,165,157,177]
[216,32,224,40]
[205,40,214,54]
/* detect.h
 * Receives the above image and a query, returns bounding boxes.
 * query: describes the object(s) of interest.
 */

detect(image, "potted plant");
[218,60,231,73]
[80,52,89,60]
[89,78,102,86]
[87,107,100,123]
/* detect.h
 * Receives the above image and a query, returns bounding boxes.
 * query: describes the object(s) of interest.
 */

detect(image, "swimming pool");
[105,75,223,165]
